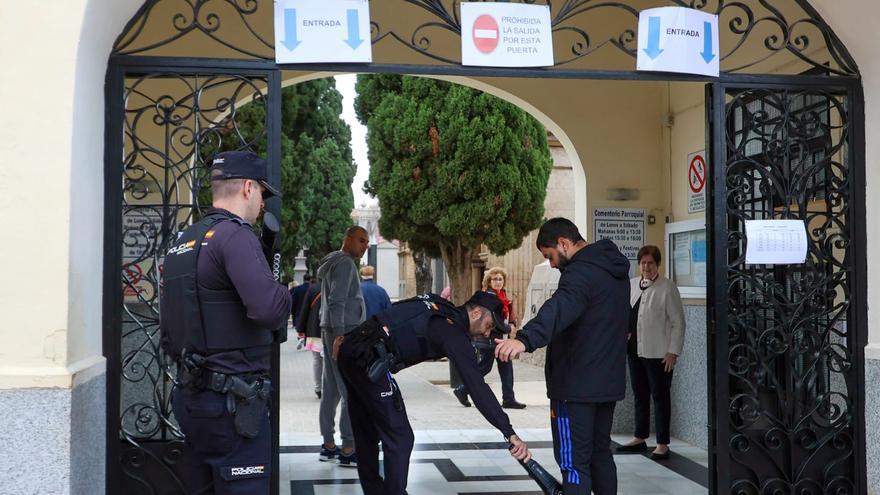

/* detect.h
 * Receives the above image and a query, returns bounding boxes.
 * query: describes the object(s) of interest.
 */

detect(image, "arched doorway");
[104,1,865,493]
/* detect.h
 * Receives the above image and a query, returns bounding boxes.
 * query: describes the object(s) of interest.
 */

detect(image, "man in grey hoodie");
[315,225,368,467]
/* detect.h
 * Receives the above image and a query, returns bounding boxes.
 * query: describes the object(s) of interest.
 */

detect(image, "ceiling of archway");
[113,0,857,76]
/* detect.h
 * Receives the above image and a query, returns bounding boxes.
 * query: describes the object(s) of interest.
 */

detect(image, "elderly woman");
[452,266,526,409]
[617,245,685,460]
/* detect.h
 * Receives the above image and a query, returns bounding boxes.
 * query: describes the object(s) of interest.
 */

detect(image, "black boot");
[453,386,471,407]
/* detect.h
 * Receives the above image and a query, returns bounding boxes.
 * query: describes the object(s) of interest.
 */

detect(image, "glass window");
[665,220,707,298]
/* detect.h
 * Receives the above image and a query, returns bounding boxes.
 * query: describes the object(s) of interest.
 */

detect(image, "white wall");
[376,242,400,299]
[0,0,141,388]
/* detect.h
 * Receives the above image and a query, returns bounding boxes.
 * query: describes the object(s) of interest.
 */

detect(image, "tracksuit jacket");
[516,239,631,402]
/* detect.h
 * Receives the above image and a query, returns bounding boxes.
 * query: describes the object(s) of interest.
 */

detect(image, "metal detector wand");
[260,211,287,343]
[509,444,564,495]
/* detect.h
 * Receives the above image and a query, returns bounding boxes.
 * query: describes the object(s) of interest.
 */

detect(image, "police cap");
[466,290,509,333]
[210,151,281,199]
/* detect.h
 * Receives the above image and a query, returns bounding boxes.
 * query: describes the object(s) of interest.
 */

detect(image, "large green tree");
[355,75,552,303]
[206,78,355,278]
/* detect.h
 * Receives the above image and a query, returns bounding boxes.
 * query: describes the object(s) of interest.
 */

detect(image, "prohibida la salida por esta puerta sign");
[460,2,554,68]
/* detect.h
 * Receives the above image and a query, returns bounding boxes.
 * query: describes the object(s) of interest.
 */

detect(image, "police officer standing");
[337,291,531,495]
[161,151,292,494]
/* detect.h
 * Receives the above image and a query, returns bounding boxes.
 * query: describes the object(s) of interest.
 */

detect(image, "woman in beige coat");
[616,245,685,459]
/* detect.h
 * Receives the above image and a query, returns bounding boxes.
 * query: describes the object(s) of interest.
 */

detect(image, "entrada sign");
[636,7,720,77]
[274,0,372,64]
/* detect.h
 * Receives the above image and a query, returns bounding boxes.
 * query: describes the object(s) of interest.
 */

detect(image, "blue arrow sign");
[643,16,664,60]
[345,9,364,50]
[701,21,715,63]
[281,8,301,51]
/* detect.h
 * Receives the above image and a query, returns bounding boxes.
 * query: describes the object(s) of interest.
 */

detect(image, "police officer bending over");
[161,151,292,494]
[337,290,532,495]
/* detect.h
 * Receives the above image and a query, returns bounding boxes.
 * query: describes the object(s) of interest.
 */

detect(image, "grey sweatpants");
[319,328,354,448]
[312,351,323,393]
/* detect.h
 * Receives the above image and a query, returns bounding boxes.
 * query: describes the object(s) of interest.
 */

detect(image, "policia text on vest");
[160,150,292,495]
[335,292,532,495]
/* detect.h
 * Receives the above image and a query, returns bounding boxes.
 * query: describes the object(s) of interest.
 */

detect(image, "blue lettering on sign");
[666,28,700,37]
[303,19,342,27]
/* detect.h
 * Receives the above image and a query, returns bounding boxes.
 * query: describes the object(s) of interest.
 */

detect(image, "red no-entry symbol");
[123,264,143,297]
[689,154,707,194]
[124,264,143,285]
[473,14,499,54]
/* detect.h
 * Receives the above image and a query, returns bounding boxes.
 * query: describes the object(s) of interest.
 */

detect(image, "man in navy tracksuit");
[495,217,630,494]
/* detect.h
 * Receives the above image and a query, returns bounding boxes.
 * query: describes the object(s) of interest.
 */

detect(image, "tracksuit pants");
[550,400,617,495]
[319,328,354,448]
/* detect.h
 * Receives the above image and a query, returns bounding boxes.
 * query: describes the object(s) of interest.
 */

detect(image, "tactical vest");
[160,212,274,358]
[376,294,465,368]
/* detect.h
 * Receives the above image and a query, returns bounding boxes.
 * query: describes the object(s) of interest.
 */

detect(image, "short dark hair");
[637,245,662,265]
[345,225,367,238]
[536,218,584,248]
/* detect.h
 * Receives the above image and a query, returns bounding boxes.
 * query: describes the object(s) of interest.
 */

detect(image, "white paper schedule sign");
[744,220,809,265]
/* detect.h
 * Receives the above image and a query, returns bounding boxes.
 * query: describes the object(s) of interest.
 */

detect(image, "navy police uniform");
[337,292,516,495]
[160,151,290,495]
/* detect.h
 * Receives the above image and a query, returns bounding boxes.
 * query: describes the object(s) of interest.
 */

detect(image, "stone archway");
[102,2,865,494]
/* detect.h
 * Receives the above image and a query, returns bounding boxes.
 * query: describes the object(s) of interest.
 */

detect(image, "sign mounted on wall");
[274,0,372,64]
[687,150,707,213]
[593,207,646,275]
[461,2,554,68]
[636,7,719,77]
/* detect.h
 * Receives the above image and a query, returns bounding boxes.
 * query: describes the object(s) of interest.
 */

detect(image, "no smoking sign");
[687,150,707,213]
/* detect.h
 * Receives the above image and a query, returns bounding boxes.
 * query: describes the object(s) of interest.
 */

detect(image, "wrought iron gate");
[707,81,866,493]
[103,61,282,494]
[103,1,866,494]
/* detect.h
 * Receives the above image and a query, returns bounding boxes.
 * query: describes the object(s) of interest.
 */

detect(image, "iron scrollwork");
[722,87,856,493]
[114,0,274,59]
[119,72,268,492]
[113,0,857,77]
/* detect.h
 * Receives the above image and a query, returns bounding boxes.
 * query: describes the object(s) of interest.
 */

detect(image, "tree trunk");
[440,241,474,306]
[413,250,433,294]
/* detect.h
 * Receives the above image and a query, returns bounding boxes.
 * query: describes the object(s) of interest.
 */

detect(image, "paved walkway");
[279,338,708,494]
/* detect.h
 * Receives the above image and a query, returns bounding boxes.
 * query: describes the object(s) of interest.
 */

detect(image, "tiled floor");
[279,338,708,494]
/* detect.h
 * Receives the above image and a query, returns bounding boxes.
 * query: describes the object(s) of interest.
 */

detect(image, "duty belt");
[178,364,272,439]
